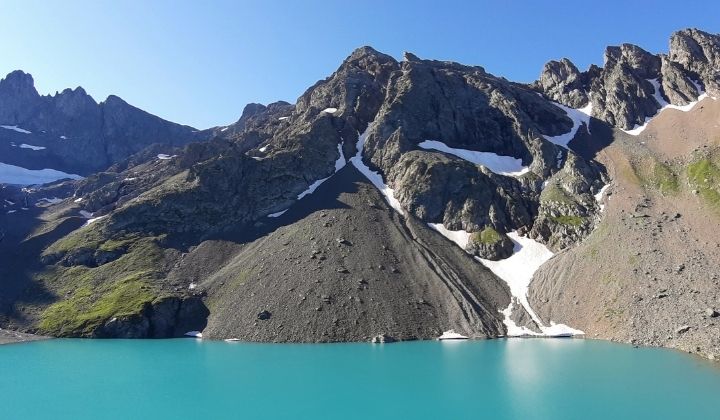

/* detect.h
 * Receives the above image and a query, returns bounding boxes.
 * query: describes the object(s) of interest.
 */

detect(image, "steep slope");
[1,29,719,356]
[530,96,720,360]
[0,71,202,180]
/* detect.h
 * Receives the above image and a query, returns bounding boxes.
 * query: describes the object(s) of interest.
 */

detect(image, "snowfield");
[418,140,529,177]
[0,163,82,185]
[18,143,46,151]
[1,125,32,134]
[427,223,584,337]
[623,78,714,136]
[350,125,405,216]
[543,101,592,149]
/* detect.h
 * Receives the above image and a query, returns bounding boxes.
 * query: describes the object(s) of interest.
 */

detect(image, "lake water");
[1,338,719,419]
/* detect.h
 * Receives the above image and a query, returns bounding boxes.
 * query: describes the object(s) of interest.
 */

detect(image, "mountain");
[0,71,203,180]
[0,28,718,360]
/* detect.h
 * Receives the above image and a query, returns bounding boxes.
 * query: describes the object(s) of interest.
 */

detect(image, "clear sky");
[1,0,718,129]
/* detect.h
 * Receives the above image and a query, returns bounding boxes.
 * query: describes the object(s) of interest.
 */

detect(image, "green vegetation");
[37,235,166,336]
[540,183,576,205]
[687,158,720,213]
[38,275,154,336]
[470,226,502,245]
[650,162,679,195]
[550,215,584,226]
[634,160,679,195]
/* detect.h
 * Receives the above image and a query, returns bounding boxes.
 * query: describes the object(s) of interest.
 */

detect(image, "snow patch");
[73,197,83,203]
[1,125,31,134]
[296,143,346,200]
[623,78,714,136]
[60,135,68,140]
[350,126,405,215]
[427,223,469,248]
[259,145,268,153]
[157,154,176,160]
[220,126,230,132]
[267,209,288,218]
[594,184,610,211]
[321,107,338,114]
[79,210,93,218]
[7,210,17,214]
[437,330,468,340]
[418,140,529,177]
[543,102,592,149]
[184,331,202,338]
[278,116,289,121]
[84,215,107,226]
[427,223,584,337]
[18,143,46,151]
[0,163,82,185]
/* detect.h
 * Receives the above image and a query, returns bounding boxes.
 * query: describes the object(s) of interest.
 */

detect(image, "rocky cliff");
[1,28,719,358]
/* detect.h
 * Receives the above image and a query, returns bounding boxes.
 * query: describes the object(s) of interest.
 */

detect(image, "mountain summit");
[0,28,718,361]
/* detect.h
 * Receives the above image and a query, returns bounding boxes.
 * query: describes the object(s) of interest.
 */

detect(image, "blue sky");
[1,0,718,129]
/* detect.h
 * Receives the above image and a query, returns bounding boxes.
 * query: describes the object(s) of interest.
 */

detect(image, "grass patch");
[634,159,679,195]
[35,236,166,336]
[470,226,502,245]
[540,183,576,205]
[650,162,679,195]
[550,215,584,226]
[38,274,154,336]
[688,158,720,213]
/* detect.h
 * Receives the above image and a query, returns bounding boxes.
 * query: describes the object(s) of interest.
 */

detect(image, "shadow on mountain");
[569,118,617,161]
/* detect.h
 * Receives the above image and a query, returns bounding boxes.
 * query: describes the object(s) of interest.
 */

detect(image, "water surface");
[1,338,718,419]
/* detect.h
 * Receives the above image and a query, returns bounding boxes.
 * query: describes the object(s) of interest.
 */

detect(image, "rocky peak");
[536,58,588,108]
[604,44,661,79]
[0,70,41,124]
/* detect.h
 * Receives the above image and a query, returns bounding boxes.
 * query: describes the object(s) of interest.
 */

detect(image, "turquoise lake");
[1,338,719,419]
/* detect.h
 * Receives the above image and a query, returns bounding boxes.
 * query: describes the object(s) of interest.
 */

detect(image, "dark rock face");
[95,297,209,338]
[537,58,589,108]
[0,71,201,175]
[535,29,719,131]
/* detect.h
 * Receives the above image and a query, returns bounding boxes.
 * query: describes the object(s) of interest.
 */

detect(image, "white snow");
[321,107,338,114]
[220,126,230,132]
[427,223,584,337]
[350,126,405,216]
[157,154,176,160]
[184,331,202,338]
[37,197,63,205]
[73,197,83,203]
[543,102,592,149]
[7,209,17,214]
[418,140,529,177]
[18,143,46,151]
[594,184,610,211]
[79,210,93,218]
[296,143,346,200]
[623,78,714,136]
[84,215,107,226]
[267,209,288,218]
[259,145,268,153]
[4,199,14,205]
[224,338,241,342]
[428,223,470,248]
[188,283,197,290]
[1,125,32,134]
[278,116,289,121]
[0,163,83,185]
[123,177,137,182]
[437,330,469,340]
[60,136,68,140]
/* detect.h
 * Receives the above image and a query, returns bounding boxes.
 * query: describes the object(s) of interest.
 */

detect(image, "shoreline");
[0,328,50,345]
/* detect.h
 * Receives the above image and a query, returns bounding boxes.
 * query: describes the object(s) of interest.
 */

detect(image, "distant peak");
[0,70,37,91]
[403,51,421,62]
